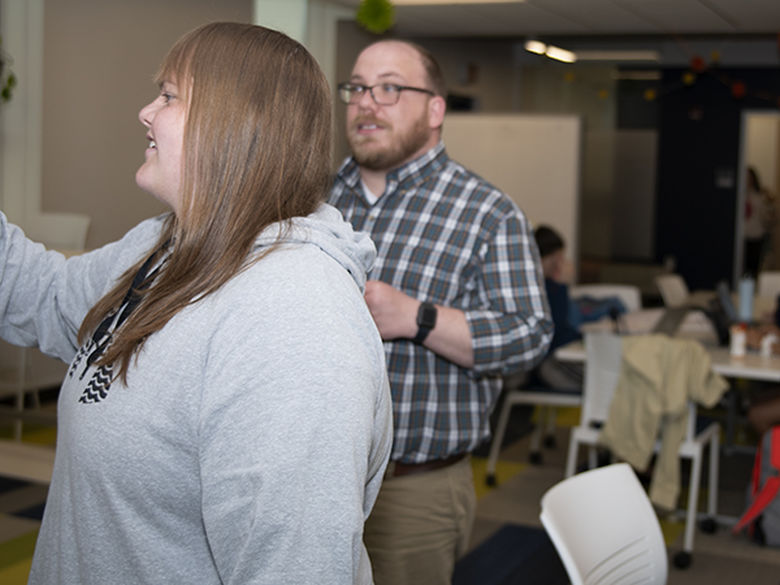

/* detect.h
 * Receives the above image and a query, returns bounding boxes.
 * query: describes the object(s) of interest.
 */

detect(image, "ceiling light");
[545,46,577,63]
[575,50,660,63]
[524,40,547,55]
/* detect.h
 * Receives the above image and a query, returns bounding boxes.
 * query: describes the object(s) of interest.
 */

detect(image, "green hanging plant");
[0,35,17,103]
[356,0,395,35]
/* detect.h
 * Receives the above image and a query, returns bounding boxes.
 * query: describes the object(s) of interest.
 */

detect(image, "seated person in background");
[533,225,627,389]
[745,324,780,435]
[748,395,780,435]
[534,225,585,389]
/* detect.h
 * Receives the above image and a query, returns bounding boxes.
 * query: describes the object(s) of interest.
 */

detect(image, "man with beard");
[329,40,553,585]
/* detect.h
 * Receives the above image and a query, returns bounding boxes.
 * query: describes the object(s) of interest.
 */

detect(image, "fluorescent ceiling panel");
[576,50,660,62]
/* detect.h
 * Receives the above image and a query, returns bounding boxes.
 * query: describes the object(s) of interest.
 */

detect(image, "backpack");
[733,426,780,546]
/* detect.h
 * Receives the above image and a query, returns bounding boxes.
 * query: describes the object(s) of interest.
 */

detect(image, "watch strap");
[413,302,437,345]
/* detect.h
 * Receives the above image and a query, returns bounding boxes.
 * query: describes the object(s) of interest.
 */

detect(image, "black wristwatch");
[413,302,438,345]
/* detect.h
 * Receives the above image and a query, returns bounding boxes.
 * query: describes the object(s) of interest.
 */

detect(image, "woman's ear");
[428,95,446,130]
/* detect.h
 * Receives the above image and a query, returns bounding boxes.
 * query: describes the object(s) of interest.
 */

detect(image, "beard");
[348,111,433,172]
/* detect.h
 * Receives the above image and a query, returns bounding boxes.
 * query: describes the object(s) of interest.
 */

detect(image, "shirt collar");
[336,141,448,195]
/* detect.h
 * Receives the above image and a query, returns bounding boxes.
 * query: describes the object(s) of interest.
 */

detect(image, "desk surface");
[556,340,780,382]
[557,307,780,382]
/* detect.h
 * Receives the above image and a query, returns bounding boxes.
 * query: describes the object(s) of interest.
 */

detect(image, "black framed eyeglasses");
[337,82,435,106]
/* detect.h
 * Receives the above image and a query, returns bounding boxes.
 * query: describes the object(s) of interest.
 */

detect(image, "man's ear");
[428,95,446,130]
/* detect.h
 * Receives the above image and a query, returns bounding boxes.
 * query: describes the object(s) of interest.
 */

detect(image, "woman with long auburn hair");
[1,22,392,585]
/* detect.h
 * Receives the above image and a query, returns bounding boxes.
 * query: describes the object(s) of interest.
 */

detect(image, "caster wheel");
[529,451,543,465]
[673,551,692,569]
[700,517,718,534]
[485,474,497,487]
[543,435,557,449]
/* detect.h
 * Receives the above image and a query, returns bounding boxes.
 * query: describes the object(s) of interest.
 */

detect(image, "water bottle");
[738,276,754,323]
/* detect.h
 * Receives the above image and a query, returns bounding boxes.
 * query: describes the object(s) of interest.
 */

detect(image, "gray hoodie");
[0,204,392,585]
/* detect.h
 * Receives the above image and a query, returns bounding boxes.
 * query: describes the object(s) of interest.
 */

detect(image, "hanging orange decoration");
[564,71,575,83]
[643,88,657,101]
[690,55,706,73]
[731,81,746,99]
[598,89,609,99]
[710,50,721,64]
[682,72,696,85]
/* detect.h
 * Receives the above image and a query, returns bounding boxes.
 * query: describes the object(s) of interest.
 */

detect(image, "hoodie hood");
[252,203,376,292]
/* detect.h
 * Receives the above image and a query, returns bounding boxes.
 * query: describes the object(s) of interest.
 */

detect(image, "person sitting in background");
[533,225,626,389]
[3,22,392,585]
[745,324,780,435]
[748,394,780,435]
[533,225,584,389]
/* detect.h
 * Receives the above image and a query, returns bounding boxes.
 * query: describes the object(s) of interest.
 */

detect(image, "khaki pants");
[364,456,476,585]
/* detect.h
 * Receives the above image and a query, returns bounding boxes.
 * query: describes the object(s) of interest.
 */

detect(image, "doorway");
[737,110,780,282]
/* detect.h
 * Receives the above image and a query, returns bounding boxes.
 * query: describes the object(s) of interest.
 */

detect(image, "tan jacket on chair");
[598,335,728,509]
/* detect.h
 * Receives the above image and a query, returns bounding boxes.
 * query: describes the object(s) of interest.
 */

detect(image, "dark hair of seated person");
[534,225,564,258]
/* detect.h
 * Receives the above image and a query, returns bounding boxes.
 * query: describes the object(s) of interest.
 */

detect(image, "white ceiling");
[333,0,780,37]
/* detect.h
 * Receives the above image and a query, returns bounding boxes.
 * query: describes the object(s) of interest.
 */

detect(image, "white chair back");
[655,273,689,308]
[565,332,721,567]
[540,462,668,585]
[570,283,642,312]
[580,332,623,427]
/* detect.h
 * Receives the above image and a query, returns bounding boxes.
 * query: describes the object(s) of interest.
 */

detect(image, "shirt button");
[368,208,380,220]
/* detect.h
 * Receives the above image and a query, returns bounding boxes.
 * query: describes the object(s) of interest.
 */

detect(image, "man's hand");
[364,280,417,340]
[363,280,475,368]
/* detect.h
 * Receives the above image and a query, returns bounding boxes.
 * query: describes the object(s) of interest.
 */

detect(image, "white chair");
[540,462,668,585]
[485,381,580,484]
[757,270,780,299]
[564,332,719,569]
[569,283,642,312]
[655,273,690,308]
[485,284,642,482]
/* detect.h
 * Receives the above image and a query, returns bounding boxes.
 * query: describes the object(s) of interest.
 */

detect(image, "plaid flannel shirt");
[329,143,553,463]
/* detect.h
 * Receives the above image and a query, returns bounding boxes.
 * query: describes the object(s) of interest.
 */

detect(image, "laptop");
[653,282,739,345]
[702,281,740,346]
[651,306,691,335]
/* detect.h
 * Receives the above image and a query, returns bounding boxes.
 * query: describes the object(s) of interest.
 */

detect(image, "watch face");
[417,303,437,328]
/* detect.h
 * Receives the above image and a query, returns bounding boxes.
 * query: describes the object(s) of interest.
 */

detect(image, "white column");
[0,0,90,249]
[253,0,308,43]
[0,0,44,226]
[253,0,353,90]
[305,0,354,87]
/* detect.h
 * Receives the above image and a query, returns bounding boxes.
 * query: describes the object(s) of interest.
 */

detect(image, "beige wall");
[41,0,252,249]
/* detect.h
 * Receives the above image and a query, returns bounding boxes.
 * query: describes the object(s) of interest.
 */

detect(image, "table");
[556,339,780,383]
[555,309,780,452]
[557,305,780,380]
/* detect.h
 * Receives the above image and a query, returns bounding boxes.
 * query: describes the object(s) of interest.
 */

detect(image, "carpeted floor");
[0,463,49,583]
[467,401,780,585]
[3,397,780,585]
[0,396,57,584]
